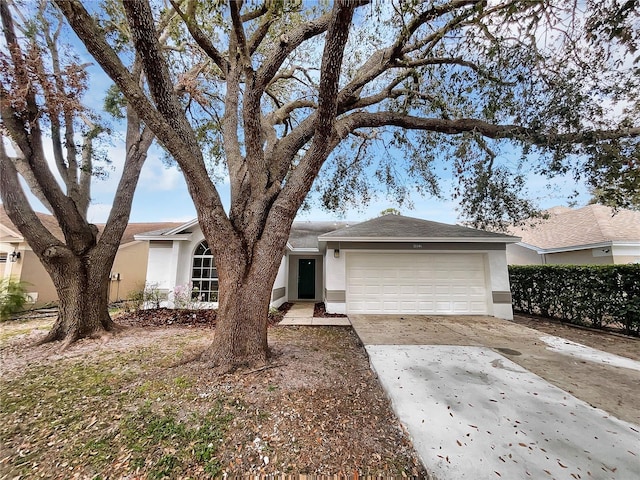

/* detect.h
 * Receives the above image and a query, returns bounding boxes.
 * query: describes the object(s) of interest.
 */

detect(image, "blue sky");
[16,119,590,226]
[81,137,589,226]
[8,4,592,227]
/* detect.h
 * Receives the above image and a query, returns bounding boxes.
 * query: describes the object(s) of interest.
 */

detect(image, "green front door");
[298,259,316,299]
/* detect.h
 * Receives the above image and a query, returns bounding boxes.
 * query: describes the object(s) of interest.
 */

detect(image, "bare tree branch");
[241,2,268,22]
[333,111,640,144]
[169,0,229,77]
[254,12,332,94]
[229,0,250,68]
[247,5,274,55]
[0,1,87,236]
[272,0,360,221]
[0,138,68,258]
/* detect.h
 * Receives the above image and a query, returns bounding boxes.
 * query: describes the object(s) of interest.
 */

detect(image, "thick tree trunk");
[38,253,117,347]
[202,248,281,373]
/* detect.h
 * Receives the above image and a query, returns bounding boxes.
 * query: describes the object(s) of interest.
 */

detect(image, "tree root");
[168,349,205,368]
[33,317,65,346]
[32,316,124,348]
[241,363,284,375]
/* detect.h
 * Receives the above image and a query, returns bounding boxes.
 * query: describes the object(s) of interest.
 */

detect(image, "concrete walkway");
[279,303,351,326]
[350,315,640,480]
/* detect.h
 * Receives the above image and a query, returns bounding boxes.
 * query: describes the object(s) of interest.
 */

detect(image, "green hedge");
[509,265,640,336]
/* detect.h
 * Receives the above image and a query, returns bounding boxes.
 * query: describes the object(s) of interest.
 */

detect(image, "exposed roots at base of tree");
[201,351,269,375]
[33,317,125,350]
[167,349,205,368]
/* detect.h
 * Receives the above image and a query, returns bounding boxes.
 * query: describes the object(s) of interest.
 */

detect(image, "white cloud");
[139,154,184,192]
[87,203,112,223]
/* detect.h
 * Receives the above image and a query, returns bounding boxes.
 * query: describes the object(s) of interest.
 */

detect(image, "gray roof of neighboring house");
[320,214,518,242]
[288,221,352,249]
[507,205,640,249]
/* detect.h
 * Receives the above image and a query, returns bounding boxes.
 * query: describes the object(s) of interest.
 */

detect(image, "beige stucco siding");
[506,244,542,265]
[109,241,150,302]
[612,245,640,264]
[544,250,612,265]
[507,243,640,265]
[19,250,57,307]
[613,255,640,264]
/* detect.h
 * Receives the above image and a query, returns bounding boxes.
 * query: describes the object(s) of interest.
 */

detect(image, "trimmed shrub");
[509,265,640,336]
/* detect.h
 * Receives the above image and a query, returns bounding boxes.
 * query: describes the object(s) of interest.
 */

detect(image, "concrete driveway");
[349,315,640,480]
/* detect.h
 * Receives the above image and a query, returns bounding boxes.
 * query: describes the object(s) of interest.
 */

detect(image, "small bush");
[509,265,640,336]
[124,283,166,311]
[0,278,28,321]
[171,283,199,309]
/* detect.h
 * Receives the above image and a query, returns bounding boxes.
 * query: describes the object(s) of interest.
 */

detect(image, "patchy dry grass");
[0,317,53,343]
[0,340,231,478]
[0,318,425,479]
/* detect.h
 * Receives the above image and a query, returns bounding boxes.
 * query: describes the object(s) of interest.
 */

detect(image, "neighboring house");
[506,205,640,265]
[0,206,181,306]
[136,214,519,320]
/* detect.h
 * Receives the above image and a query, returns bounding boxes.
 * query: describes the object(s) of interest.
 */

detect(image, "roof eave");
[512,242,544,253]
[164,219,199,235]
[535,240,640,254]
[318,236,520,244]
[134,233,193,241]
[287,247,321,254]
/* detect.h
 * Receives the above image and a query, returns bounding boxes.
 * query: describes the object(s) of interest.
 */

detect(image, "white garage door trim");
[346,252,489,315]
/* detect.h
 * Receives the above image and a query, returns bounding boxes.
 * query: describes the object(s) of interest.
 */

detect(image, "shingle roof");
[507,204,640,249]
[288,221,352,249]
[117,222,184,244]
[0,205,182,246]
[0,207,64,241]
[320,214,517,242]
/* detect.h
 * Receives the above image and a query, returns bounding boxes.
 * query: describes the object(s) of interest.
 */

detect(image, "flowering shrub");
[172,283,199,309]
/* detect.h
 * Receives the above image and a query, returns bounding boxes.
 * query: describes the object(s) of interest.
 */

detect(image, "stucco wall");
[507,243,640,265]
[0,241,54,307]
[486,250,513,319]
[544,249,612,265]
[145,226,291,308]
[612,245,640,264]
[1,240,151,308]
[324,248,346,314]
[0,242,15,280]
[109,241,150,302]
[506,243,542,265]
[15,249,57,307]
[271,256,288,308]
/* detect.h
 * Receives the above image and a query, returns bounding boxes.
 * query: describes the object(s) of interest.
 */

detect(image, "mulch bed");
[116,302,294,328]
[314,302,348,318]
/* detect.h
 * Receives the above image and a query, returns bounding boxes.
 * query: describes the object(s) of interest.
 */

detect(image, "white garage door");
[347,253,488,314]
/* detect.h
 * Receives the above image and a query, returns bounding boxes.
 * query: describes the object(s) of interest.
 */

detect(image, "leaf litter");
[0,312,427,478]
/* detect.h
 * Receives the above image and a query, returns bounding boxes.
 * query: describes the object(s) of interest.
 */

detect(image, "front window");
[192,241,218,302]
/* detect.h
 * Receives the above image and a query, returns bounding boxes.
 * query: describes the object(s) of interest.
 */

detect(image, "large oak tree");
[0,0,154,345]
[55,0,638,370]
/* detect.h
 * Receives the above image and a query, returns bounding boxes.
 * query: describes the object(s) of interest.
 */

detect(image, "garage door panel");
[347,253,488,315]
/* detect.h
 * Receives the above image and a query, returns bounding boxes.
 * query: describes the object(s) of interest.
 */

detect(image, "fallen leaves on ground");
[0,314,427,479]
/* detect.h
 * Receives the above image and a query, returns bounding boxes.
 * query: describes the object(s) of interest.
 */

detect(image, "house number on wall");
[413,244,423,249]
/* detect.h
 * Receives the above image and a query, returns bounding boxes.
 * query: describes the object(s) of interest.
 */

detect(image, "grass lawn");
[0,316,425,479]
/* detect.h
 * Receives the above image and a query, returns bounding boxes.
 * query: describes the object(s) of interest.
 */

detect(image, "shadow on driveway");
[350,315,640,480]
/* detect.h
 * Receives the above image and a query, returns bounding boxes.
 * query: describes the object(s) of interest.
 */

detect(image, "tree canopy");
[52,0,640,370]
[58,0,639,228]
